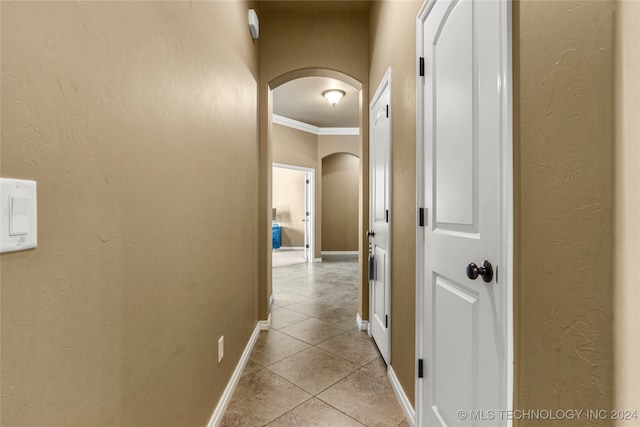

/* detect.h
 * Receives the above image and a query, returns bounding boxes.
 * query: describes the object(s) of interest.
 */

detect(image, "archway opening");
[261,68,369,331]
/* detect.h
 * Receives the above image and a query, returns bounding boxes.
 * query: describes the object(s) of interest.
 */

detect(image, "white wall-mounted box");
[248,9,259,39]
[1,178,37,253]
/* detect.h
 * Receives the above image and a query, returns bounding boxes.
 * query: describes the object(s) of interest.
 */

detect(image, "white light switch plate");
[1,178,37,253]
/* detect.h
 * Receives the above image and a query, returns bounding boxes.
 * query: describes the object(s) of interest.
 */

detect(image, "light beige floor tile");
[319,306,360,330]
[286,300,341,319]
[272,250,306,268]
[317,366,405,427]
[289,285,338,298]
[317,273,353,285]
[221,368,311,427]
[273,274,312,287]
[272,267,297,276]
[243,357,263,375]
[316,329,382,366]
[273,280,307,292]
[272,291,311,308]
[273,270,313,283]
[266,398,365,427]
[251,329,310,367]
[270,307,311,330]
[279,317,348,345]
[268,347,358,394]
[317,290,358,307]
[364,355,388,377]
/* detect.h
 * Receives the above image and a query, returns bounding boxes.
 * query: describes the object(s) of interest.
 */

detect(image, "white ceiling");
[273,76,360,128]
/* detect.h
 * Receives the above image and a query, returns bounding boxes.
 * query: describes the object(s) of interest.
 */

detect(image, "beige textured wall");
[258,5,369,321]
[515,1,614,422]
[613,0,640,423]
[318,134,360,159]
[322,154,359,252]
[273,167,306,247]
[0,2,259,426]
[369,0,422,407]
[273,123,318,170]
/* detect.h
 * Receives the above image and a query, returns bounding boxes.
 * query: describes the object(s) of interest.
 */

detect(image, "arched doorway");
[259,68,369,333]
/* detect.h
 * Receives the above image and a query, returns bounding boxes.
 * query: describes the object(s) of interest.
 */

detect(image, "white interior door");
[369,68,392,365]
[417,0,511,425]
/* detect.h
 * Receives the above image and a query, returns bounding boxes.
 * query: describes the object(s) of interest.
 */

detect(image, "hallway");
[221,255,408,426]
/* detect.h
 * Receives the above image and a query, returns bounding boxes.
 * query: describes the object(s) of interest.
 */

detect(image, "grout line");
[261,396,315,426]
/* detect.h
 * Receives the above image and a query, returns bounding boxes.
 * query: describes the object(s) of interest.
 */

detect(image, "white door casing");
[416,0,513,426]
[272,163,316,262]
[304,172,312,262]
[369,68,392,366]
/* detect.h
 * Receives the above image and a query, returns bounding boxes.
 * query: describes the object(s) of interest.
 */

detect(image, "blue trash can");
[272,224,281,249]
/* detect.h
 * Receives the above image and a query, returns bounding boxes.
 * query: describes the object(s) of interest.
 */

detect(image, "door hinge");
[418,207,425,227]
[386,104,389,118]
[418,359,424,378]
[306,179,310,184]
[419,57,425,77]
[305,244,309,249]
[385,314,388,328]
[385,209,389,223]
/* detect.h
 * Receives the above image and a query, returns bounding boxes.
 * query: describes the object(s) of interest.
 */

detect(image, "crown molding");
[273,114,319,134]
[318,127,360,136]
[273,114,359,136]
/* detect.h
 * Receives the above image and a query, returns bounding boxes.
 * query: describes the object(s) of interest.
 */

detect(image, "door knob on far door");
[466,260,494,283]
[366,230,376,237]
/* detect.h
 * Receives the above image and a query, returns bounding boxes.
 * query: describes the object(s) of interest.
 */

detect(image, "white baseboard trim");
[356,313,369,331]
[259,312,272,331]
[274,246,305,251]
[313,258,323,263]
[207,322,261,427]
[388,365,416,427]
[321,251,358,255]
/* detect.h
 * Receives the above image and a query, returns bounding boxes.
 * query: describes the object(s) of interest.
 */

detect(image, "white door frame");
[272,162,316,262]
[369,67,392,365]
[415,0,514,425]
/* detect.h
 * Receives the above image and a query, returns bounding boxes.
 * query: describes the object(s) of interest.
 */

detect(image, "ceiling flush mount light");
[323,89,345,107]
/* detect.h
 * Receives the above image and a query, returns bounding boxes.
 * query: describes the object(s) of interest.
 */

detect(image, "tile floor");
[271,248,307,268]
[221,254,408,427]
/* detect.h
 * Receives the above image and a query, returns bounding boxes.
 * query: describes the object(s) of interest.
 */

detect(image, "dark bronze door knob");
[466,260,494,283]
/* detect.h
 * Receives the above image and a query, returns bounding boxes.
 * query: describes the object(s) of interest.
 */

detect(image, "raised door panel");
[433,0,476,230]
